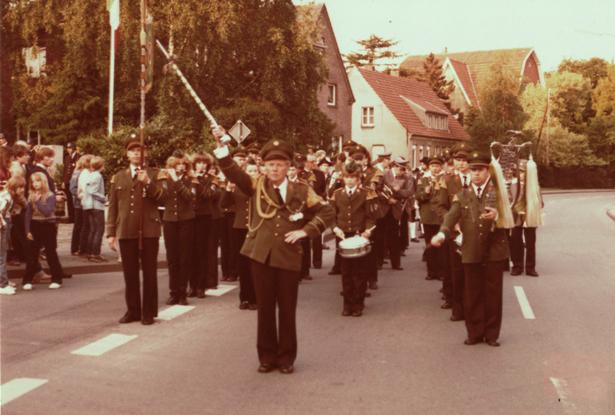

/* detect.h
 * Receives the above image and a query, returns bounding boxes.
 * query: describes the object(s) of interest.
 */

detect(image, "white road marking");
[1,378,48,406]
[206,284,237,297]
[514,286,536,319]
[550,377,578,414]
[71,333,138,357]
[156,305,195,321]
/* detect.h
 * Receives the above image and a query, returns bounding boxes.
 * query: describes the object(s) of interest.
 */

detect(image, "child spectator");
[0,178,20,295]
[22,172,66,290]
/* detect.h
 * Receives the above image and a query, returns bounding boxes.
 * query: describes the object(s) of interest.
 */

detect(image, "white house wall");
[348,68,409,159]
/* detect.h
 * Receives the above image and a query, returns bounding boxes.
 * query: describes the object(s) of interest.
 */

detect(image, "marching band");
[105,127,540,372]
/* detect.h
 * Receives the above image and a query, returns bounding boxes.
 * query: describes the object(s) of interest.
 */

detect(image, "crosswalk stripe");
[1,378,48,406]
[514,286,536,320]
[550,377,578,414]
[205,284,237,297]
[157,305,195,321]
[71,333,138,357]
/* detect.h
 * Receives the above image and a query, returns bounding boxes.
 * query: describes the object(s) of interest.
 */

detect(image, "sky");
[293,0,615,71]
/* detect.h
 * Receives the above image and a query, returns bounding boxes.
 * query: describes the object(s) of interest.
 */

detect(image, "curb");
[542,189,615,195]
[9,261,169,280]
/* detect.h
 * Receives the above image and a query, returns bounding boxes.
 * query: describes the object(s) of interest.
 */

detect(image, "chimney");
[364,64,376,71]
[390,68,400,77]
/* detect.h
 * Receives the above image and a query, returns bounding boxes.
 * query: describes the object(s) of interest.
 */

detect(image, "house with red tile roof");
[297,4,354,150]
[348,67,469,168]
[400,48,544,114]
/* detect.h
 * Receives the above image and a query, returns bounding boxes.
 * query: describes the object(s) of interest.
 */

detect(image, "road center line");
[157,305,195,321]
[71,333,138,357]
[514,286,536,319]
[1,378,48,406]
[550,377,578,414]
[206,284,237,297]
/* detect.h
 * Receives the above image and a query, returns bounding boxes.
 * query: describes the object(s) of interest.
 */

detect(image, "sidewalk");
[542,188,614,195]
[8,223,168,279]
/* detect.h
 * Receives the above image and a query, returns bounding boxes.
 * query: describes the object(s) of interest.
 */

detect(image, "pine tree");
[344,35,401,69]
[416,53,458,115]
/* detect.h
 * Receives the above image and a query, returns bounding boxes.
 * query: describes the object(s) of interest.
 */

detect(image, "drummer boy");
[330,161,379,316]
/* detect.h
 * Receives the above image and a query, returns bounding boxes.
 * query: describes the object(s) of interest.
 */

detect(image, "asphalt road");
[1,192,614,415]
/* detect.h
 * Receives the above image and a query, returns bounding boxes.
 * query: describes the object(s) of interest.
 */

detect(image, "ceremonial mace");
[155,40,231,144]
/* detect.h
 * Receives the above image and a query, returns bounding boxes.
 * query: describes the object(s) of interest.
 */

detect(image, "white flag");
[107,0,120,30]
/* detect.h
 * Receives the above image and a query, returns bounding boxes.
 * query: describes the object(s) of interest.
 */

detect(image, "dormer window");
[426,112,448,130]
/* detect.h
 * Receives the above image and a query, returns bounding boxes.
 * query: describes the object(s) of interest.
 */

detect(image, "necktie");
[463,176,468,188]
[476,186,482,198]
[274,187,284,204]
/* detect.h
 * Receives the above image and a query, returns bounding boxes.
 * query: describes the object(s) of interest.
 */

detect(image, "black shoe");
[141,317,155,325]
[526,269,539,277]
[239,301,249,310]
[351,310,363,317]
[258,363,276,373]
[248,303,258,310]
[328,269,341,275]
[177,297,189,306]
[313,263,322,269]
[411,238,420,243]
[187,289,197,298]
[440,301,452,309]
[450,315,464,322]
[486,339,501,347]
[369,281,378,290]
[63,274,73,279]
[365,292,372,298]
[279,365,294,374]
[302,275,313,280]
[342,309,352,316]
[166,296,178,305]
[392,266,404,271]
[464,338,483,346]
[196,289,206,298]
[119,313,140,324]
[510,268,523,276]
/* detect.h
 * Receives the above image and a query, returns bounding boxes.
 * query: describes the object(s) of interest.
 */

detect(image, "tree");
[344,35,401,69]
[464,64,528,151]
[546,71,593,134]
[548,124,605,168]
[558,57,609,89]
[592,64,615,117]
[414,53,457,114]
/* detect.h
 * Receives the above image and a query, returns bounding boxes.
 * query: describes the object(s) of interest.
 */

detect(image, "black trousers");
[10,212,27,262]
[423,224,445,278]
[24,221,64,283]
[64,181,75,223]
[207,217,222,288]
[383,210,402,268]
[220,213,236,278]
[463,261,504,342]
[312,235,322,268]
[400,210,409,251]
[250,259,300,367]
[341,240,368,312]
[79,207,91,255]
[449,243,465,319]
[163,220,194,299]
[331,237,342,273]
[300,238,311,277]
[119,238,159,320]
[232,228,256,304]
[510,226,537,271]
[190,214,211,291]
[441,239,452,300]
[70,208,83,254]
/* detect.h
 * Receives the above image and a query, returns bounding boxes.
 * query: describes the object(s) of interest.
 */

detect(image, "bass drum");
[338,235,371,259]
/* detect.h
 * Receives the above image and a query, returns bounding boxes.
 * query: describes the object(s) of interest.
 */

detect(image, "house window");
[427,113,448,130]
[327,84,337,107]
[361,107,374,127]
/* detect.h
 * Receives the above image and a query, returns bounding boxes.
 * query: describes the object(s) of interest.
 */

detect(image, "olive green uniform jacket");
[218,156,335,272]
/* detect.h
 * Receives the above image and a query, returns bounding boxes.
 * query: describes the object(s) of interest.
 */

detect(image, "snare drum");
[338,235,371,258]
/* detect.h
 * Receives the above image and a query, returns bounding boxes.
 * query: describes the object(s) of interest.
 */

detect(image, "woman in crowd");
[83,156,107,262]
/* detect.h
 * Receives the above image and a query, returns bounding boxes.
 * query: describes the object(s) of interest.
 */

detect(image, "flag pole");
[138,0,147,250]
[108,27,116,137]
